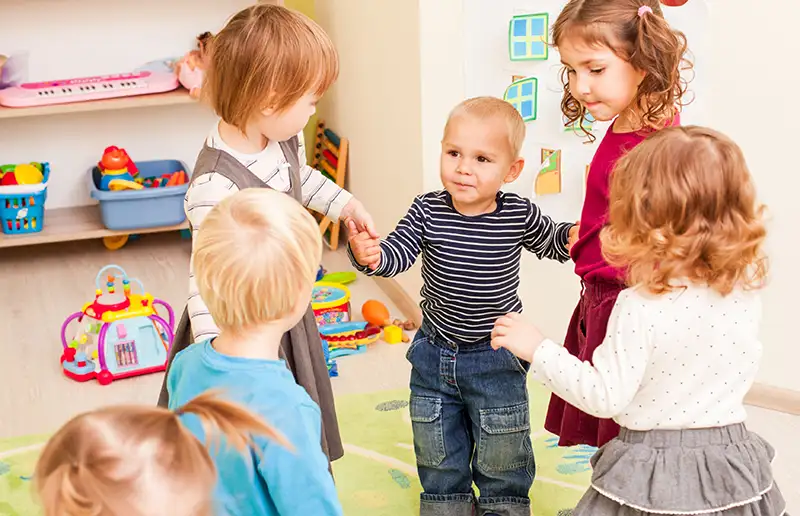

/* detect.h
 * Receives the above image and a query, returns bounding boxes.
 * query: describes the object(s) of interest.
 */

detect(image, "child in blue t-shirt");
[167,188,342,516]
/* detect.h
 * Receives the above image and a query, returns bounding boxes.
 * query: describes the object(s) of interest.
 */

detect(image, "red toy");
[99,146,139,176]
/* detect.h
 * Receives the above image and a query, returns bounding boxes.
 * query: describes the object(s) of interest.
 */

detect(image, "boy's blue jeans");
[407,320,534,516]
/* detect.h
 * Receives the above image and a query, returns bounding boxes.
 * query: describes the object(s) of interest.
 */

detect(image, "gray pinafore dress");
[156,136,344,463]
[570,424,788,515]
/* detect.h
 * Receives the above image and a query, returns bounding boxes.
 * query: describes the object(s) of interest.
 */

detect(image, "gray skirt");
[573,424,788,515]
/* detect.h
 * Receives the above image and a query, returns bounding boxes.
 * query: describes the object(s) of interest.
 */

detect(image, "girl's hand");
[347,220,381,270]
[341,199,379,239]
[491,313,545,363]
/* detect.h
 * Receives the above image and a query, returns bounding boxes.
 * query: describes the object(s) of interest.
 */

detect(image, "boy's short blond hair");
[444,97,527,158]
[205,4,339,131]
[193,189,322,332]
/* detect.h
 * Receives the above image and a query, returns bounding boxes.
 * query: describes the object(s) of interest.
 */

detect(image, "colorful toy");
[311,121,349,250]
[59,265,175,385]
[177,32,213,99]
[383,325,403,344]
[362,299,390,327]
[0,71,179,108]
[98,146,138,191]
[312,282,352,325]
[0,162,49,235]
[319,321,381,359]
[320,271,357,285]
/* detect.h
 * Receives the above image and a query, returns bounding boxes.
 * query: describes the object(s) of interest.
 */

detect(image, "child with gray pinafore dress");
[156,4,379,466]
[493,127,788,516]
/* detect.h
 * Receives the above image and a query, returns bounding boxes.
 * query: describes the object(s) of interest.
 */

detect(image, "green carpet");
[0,382,591,515]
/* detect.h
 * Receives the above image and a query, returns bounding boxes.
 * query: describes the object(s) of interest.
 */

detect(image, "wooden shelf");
[0,205,188,249]
[0,89,196,120]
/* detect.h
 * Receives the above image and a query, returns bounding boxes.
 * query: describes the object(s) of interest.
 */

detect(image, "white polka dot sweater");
[532,285,762,430]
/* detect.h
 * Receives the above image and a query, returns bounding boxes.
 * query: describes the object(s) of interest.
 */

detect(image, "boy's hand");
[491,313,545,363]
[347,220,381,270]
[567,222,580,251]
[341,199,380,239]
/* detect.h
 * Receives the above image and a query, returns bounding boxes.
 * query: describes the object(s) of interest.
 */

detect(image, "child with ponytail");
[543,0,691,448]
[35,391,286,516]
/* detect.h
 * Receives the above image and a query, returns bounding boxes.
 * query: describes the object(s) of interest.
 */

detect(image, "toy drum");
[312,281,351,325]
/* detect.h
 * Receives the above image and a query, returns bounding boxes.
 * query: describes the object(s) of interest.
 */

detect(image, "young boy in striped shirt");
[348,96,578,516]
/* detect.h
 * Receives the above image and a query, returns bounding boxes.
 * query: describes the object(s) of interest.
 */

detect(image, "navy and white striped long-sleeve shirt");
[348,190,573,344]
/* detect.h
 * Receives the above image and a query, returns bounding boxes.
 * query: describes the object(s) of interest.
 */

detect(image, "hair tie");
[638,5,653,17]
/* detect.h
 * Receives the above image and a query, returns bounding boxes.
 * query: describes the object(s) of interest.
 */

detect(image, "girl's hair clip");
[638,5,653,17]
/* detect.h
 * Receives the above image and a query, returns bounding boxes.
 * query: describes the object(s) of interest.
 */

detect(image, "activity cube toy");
[60,265,175,385]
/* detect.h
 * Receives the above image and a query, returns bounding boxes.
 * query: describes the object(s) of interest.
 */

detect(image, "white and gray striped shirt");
[349,190,572,343]
[185,122,352,341]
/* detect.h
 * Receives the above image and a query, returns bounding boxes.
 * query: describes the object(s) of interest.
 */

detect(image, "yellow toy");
[383,325,403,344]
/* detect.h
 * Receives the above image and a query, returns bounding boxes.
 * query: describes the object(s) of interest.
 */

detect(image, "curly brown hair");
[600,126,768,296]
[553,0,692,140]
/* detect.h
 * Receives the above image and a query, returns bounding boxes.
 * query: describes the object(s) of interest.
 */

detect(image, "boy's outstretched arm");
[522,199,576,262]
[347,196,426,278]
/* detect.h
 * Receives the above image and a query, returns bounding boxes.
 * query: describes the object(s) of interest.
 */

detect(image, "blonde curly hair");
[601,125,767,295]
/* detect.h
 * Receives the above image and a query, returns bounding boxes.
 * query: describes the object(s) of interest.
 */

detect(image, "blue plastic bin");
[89,160,189,231]
[0,162,50,235]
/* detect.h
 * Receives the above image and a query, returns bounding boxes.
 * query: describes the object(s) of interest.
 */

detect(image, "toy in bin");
[312,282,352,325]
[0,161,49,235]
[59,265,175,386]
[97,146,187,191]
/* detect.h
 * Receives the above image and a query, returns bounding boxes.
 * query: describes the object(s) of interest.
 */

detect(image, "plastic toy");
[312,282,352,325]
[59,265,175,385]
[320,271,357,285]
[98,146,138,191]
[0,52,28,90]
[362,299,390,327]
[319,321,381,359]
[383,325,403,344]
[0,162,49,235]
[0,71,179,108]
[177,32,213,99]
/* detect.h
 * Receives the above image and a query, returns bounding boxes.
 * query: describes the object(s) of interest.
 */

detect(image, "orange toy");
[362,300,390,327]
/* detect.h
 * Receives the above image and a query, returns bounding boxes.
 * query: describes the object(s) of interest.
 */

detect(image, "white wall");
[0,0,251,209]
[314,0,426,298]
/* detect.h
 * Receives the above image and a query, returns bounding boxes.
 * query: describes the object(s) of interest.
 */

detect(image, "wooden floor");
[0,236,796,511]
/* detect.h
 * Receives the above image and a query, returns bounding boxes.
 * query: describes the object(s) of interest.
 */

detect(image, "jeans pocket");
[477,402,532,473]
[504,348,530,376]
[405,333,427,362]
[410,395,446,467]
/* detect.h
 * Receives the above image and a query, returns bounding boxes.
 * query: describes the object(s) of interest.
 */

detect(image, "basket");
[0,162,50,235]
[89,160,189,231]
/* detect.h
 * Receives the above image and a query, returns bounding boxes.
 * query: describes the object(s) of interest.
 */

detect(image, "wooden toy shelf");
[0,89,194,120]
[0,206,189,249]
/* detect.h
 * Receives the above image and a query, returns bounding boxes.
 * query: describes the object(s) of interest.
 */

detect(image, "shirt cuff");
[555,223,573,262]
[326,189,354,222]
[530,338,562,383]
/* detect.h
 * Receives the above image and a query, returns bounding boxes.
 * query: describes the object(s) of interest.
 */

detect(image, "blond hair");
[193,189,322,333]
[445,96,527,158]
[204,4,339,131]
[601,126,767,295]
[553,0,692,140]
[35,392,288,516]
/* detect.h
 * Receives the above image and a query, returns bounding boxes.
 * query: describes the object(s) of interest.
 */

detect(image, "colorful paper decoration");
[508,13,549,61]
[563,111,596,134]
[504,77,538,122]
[535,148,562,196]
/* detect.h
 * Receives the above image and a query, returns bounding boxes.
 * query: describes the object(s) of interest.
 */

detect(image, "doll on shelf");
[177,32,213,99]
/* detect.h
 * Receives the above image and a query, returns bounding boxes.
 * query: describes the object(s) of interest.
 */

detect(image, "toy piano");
[0,71,179,108]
